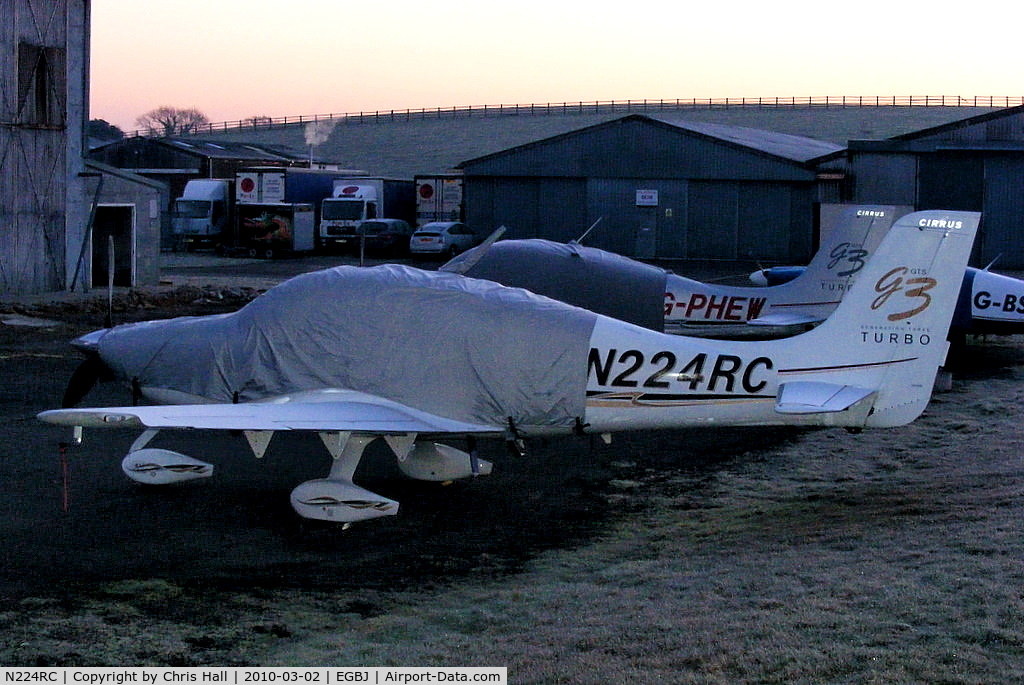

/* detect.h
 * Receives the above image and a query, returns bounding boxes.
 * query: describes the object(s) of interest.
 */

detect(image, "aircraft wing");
[38,389,501,436]
[775,382,875,414]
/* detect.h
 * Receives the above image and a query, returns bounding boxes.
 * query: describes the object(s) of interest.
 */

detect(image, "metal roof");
[162,138,306,161]
[458,114,845,174]
[888,103,1024,141]
[84,159,168,191]
[91,136,311,163]
[646,116,844,164]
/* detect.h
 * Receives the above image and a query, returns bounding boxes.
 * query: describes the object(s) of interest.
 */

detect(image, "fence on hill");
[131,95,1024,138]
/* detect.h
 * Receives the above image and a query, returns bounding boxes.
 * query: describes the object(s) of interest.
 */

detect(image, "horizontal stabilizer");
[748,312,824,327]
[775,382,875,415]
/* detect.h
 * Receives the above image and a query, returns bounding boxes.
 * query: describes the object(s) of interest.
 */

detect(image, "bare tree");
[134,106,210,136]
[244,115,274,128]
[87,119,124,141]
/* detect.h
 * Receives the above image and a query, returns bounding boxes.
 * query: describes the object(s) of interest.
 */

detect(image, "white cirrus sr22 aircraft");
[39,210,979,526]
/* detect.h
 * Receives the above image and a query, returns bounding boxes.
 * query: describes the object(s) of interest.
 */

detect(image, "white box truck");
[170,179,234,250]
[319,177,415,251]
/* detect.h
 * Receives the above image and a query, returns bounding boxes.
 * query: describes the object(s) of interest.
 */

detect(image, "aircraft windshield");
[322,199,364,221]
[174,200,211,218]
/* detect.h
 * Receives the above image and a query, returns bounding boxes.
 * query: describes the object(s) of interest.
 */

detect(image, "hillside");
[184,103,1001,178]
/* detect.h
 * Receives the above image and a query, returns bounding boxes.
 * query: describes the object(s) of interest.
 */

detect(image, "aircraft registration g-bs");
[445,205,898,337]
[966,268,1024,334]
[39,210,979,526]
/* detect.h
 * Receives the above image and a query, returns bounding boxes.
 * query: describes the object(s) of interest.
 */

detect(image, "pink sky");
[90,0,1023,131]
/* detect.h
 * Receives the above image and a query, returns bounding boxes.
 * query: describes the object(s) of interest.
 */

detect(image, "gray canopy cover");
[94,265,599,430]
[447,239,669,332]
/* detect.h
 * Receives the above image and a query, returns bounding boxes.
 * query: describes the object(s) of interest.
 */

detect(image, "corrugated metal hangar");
[89,137,322,249]
[459,114,844,262]
[849,104,1024,268]
[90,137,315,196]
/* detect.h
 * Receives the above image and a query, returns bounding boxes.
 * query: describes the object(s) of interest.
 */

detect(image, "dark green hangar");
[457,114,844,263]
[847,104,1024,269]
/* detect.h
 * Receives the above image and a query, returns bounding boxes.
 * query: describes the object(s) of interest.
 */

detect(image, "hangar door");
[687,182,799,261]
[979,155,1024,268]
[586,179,687,258]
[537,179,587,242]
[92,205,135,288]
[918,152,984,212]
[464,178,586,241]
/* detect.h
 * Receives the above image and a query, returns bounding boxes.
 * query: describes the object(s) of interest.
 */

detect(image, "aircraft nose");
[63,329,117,407]
[70,328,107,354]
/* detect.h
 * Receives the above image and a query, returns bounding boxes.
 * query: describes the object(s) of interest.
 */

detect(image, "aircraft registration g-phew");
[663,206,897,333]
[445,205,899,337]
[39,210,979,525]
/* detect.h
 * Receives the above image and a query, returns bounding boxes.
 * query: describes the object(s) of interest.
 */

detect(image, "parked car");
[410,222,481,257]
[354,219,413,255]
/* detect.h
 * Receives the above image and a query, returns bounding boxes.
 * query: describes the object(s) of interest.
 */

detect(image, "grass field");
[253,348,1024,682]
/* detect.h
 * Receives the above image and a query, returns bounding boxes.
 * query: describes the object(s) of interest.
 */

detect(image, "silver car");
[410,222,480,256]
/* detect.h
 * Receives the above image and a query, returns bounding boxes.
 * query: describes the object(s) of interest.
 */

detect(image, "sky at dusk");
[90,0,1023,131]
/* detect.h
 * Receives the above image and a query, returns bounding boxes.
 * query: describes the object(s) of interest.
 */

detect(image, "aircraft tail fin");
[777,209,980,428]
[782,205,899,299]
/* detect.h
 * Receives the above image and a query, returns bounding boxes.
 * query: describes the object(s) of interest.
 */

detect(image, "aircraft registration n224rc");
[444,204,899,337]
[39,210,979,526]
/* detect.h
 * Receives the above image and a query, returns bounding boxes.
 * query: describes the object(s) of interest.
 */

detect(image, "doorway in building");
[92,205,134,288]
